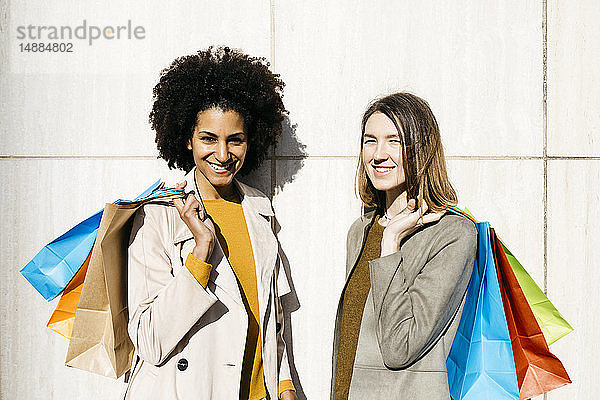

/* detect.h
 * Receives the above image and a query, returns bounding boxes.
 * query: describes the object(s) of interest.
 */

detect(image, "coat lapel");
[171,168,277,321]
[172,169,246,307]
[345,210,377,279]
[235,180,278,330]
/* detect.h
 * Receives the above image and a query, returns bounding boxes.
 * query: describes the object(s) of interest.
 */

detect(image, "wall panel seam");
[543,0,549,300]
[542,0,548,397]
[4,155,600,161]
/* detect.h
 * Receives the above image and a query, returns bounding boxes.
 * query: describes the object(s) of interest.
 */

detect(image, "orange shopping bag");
[47,250,92,339]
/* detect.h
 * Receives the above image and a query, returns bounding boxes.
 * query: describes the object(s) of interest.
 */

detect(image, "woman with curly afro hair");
[125,47,297,400]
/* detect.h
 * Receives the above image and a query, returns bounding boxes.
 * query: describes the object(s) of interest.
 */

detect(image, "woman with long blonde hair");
[331,93,477,399]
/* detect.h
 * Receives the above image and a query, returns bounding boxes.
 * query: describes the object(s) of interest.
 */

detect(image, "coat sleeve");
[276,296,293,384]
[368,220,477,369]
[275,248,293,384]
[127,204,217,366]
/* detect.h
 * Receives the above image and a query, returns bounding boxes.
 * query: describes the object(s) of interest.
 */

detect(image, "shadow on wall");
[274,117,307,193]
[274,216,306,400]
[272,117,308,399]
[240,116,308,399]
[239,116,307,195]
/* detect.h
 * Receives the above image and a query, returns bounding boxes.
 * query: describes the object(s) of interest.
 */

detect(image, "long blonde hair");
[356,93,457,212]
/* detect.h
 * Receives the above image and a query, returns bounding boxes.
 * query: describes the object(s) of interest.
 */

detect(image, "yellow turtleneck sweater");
[184,197,294,400]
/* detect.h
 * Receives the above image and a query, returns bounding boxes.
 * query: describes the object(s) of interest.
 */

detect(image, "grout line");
[3,154,600,161]
[449,155,600,160]
[269,0,277,234]
[545,156,600,160]
[0,155,159,160]
[542,2,548,400]
[543,0,549,300]
[448,155,544,160]
[270,155,357,160]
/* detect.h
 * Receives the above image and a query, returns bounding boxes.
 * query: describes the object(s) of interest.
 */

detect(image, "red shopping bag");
[491,228,571,399]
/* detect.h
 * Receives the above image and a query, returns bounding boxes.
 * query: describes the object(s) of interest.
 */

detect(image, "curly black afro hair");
[149,46,286,175]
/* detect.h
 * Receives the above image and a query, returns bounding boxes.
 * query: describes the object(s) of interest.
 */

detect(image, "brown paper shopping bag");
[64,202,140,379]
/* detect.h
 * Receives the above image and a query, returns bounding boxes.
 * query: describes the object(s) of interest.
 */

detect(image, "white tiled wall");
[1,0,597,399]
[272,158,362,400]
[273,0,543,158]
[546,161,600,400]
[547,1,600,156]
[447,159,546,285]
[1,0,271,156]
[0,159,176,400]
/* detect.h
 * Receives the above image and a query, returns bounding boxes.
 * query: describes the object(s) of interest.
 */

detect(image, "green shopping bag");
[499,242,573,345]
[453,207,573,345]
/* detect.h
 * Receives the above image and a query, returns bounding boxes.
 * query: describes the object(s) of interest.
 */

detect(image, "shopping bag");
[491,229,571,398]
[21,210,104,301]
[499,241,573,345]
[20,180,163,301]
[446,222,520,400]
[46,248,92,339]
[448,206,573,345]
[64,202,138,378]
[64,186,184,378]
[44,182,184,340]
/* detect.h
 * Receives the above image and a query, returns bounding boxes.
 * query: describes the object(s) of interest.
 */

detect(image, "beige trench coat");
[123,168,292,399]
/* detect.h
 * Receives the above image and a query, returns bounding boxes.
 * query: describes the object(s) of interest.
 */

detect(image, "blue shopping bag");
[20,180,165,301]
[20,211,103,301]
[446,222,520,400]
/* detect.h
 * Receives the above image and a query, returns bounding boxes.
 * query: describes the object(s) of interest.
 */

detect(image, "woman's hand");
[172,181,216,263]
[280,390,297,400]
[380,199,445,257]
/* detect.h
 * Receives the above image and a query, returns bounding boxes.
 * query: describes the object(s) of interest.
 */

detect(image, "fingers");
[420,211,445,225]
[421,200,429,214]
[401,199,417,215]
[411,200,446,229]
[387,199,445,228]
[384,200,446,245]
[172,181,206,221]
[181,192,206,220]
[172,181,187,211]
[415,200,429,225]
[397,199,428,223]
[388,199,421,224]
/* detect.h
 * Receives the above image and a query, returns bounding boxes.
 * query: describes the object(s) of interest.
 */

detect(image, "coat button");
[177,358,188,371]
[276,322,282,332]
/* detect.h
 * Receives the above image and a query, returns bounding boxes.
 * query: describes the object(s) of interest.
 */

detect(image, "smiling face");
[361,112,406,194]
[187,107,247,196]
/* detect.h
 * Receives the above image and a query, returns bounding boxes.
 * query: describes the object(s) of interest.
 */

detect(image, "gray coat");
[331,210,477,399]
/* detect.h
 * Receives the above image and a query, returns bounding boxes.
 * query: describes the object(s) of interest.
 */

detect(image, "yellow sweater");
[184,197,294,400]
